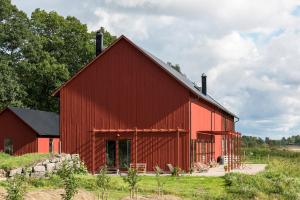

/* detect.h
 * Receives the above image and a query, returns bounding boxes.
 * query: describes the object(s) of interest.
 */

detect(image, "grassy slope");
[0,152,50,170]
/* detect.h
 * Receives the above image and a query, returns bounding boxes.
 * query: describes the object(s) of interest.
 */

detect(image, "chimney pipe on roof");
[202,73,207,95]
[96,30,103,56]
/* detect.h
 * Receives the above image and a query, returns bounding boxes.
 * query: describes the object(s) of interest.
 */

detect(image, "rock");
[33,166,46,172]
[9,168,22,177]
[31,171,45,178]
[50,158,59,163]
[0,169,7,178]
[55,162,62,170]
[71,154,79,160]
[42,160,50,165]
[46,163,56,172]
[65,154,71,161]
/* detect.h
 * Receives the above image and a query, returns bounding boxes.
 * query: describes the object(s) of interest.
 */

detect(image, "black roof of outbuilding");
[7,107,59,137]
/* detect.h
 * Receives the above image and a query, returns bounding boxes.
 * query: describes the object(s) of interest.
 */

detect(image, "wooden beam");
[92,128,188,133]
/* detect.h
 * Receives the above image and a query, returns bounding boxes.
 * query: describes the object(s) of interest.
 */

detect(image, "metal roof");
[8,107,59,136]
[141,48,238,118]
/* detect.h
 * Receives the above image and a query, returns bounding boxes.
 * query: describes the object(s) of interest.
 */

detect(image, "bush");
[57,161,79,200]
[5,174,27,200]
[122,168,140,199]
[96,166,111,200]
[170,166,182,177]
[72,156,88,175]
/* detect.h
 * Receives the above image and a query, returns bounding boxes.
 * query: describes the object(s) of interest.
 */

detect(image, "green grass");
[0,152,50,170]
[0,149,300,199]
[21,174,225,199]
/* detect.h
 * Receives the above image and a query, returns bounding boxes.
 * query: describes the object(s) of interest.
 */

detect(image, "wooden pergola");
[197,130,241,172]
[90,128,188,174]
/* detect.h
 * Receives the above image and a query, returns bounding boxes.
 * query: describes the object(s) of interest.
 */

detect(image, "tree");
[0,0,31,64]
[16,54,69,111]
[0,59,24,110]
[0,0,117,112]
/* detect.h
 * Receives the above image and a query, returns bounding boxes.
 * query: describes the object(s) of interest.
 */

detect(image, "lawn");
[0,148,299,200]
[0,152,50,170]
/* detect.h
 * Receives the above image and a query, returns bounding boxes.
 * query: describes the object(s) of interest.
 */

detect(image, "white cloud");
[11,0,300,138]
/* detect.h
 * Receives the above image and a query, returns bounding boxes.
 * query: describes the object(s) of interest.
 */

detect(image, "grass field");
[0,152,50,170]
[0,148,299,200]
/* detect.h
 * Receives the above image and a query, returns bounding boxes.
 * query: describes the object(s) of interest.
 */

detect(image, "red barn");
[0,107,60,155]
[54,33,241,173]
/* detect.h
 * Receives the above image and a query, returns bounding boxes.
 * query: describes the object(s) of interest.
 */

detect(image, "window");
[4,138,13,155]
[49,138,54,153]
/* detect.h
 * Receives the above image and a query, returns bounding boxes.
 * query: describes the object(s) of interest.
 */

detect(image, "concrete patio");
[190,164,267,177]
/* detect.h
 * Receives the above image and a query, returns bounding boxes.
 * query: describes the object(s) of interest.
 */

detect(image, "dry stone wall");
[0,154,82,178]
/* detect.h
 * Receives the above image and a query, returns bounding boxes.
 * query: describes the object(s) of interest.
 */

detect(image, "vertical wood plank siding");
[190,98,235,160]
[60,38,190,171]
[0,109,38,155]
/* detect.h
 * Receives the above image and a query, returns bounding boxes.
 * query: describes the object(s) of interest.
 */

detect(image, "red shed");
[0,107,60,155]
[54,34,241,173]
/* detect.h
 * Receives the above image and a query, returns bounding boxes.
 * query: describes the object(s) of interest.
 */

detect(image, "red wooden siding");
[190,98,235,160]
[0,109,38,155]
[60,38,190,171]
[37,138,60,153]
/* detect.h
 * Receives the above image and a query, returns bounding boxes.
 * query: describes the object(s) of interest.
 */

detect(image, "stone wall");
[0,154,83,178]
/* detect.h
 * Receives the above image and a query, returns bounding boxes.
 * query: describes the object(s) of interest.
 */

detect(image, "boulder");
[9,168,22,177]
[71,154,79,160]
[33,165,46,172]
[31,171,45,178]
[0,169,7,178]
[42,160,50,165]
[65,154,71,161]
[46,163,56,172]
[55,162,62,170]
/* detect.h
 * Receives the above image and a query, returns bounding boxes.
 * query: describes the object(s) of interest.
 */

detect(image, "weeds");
[5,174,27,200]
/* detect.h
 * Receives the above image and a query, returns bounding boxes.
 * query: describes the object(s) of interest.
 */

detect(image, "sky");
[11,0,300,139]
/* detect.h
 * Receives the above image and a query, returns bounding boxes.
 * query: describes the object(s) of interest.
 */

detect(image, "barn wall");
[38,138,49,153]
[190,98,235,160]
[0,109,38,155]
[60,38,190,171]
[37,138,60,153]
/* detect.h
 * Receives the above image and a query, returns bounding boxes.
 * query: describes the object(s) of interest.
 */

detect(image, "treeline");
[242,135,300,148]
[0,0,116,112]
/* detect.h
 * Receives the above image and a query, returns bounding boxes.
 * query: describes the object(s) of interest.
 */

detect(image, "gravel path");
[190,164,266,177]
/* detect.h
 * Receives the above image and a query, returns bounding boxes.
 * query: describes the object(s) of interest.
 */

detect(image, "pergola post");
[91,131,95,174]
[135,127,138,167]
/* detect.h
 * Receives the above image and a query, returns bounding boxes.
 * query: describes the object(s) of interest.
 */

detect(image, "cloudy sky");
[12,0,300,139]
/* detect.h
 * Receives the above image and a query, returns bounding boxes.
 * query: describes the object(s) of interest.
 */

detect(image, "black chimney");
[96,31,103,56]
[201,73,207,95]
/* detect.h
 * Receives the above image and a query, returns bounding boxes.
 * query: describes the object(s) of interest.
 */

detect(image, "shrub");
[72,156,88,175]
[5,174,27,200]
[96,166,111,200]
[57,161,78,200]
[170,166,182,177]
[122,168,140,199]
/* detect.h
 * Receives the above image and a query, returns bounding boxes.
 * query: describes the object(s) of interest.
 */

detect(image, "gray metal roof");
[141,48,238,118]
[8,107,59,136]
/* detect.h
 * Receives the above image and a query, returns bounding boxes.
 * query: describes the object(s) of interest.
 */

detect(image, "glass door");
[106,140,116,168]
[118,140,131,169]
